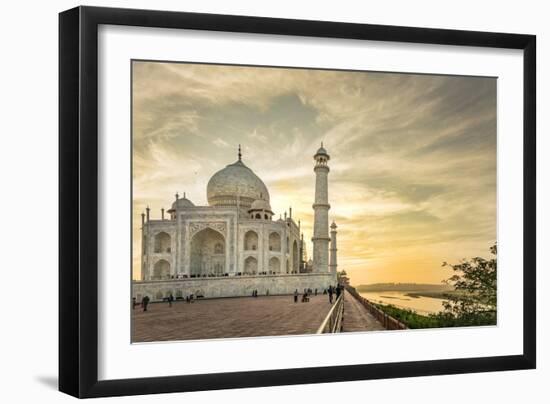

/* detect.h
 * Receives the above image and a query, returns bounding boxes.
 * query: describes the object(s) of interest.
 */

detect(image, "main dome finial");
[238,144,242,161]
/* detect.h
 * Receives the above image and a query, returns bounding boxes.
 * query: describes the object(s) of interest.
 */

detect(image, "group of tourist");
[251,289,272,297]
[291,284,342,304]
[134,284,344,312]
[154,270,328,279]
[133,293,199,312]
[293,288,312,303]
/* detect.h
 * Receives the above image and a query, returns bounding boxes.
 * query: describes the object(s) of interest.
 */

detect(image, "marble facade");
[134,145,338,300]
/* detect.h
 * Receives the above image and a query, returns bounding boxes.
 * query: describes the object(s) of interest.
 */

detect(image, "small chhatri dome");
[250,198,272,213]
[331,221,337,229]
[171,192,195,210]
[207,145,270,209]
[314,142,330,160]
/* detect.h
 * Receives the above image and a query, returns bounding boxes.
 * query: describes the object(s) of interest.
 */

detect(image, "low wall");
[345,286,408,330]
[133,273,337,301]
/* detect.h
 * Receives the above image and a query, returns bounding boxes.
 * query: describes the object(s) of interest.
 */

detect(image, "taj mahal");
[132,144,339,301]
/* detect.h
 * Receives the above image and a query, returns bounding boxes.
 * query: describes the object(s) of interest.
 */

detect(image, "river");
[359,291,447,315]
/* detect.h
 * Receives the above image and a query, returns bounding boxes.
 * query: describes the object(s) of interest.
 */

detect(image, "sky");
[132,61,497,286]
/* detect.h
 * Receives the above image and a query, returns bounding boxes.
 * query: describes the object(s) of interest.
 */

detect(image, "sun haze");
[132,61,496,285]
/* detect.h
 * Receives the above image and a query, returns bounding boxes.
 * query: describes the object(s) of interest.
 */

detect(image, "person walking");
[168,293,174,307]
[142,295,150,312]
[335,285,341,299]
[328,286,333,304]
[293,289,298,303]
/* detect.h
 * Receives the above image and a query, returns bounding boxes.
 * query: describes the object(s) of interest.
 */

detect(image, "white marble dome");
[207,159,270,208]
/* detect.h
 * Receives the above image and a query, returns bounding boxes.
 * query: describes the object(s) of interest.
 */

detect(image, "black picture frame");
[59,5,536,398]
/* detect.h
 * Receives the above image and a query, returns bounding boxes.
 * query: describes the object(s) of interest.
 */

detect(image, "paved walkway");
[342,290,385,332]
[132,294,333,342]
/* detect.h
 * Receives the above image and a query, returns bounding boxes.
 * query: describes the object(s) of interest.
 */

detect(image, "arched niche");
[269,232,281,252]
[190,228,226,277]
[269,256,280,273]
[244,230,258,251]
[154,232,171,253]
[244,256,258,275]
[153,259,170,279]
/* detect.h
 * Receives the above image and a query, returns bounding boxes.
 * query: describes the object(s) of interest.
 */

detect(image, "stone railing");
[316,293,344,334]
[345,286,407,330]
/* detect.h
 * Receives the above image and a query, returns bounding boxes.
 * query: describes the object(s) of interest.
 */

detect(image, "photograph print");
[131,61,497,343]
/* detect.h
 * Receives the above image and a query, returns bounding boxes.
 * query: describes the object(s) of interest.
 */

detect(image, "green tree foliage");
[435,244,497,326]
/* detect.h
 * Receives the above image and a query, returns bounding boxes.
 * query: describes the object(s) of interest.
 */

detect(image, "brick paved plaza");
[132,294,334,342]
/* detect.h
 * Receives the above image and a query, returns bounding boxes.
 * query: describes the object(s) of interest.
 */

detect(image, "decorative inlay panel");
[189,221,227,238]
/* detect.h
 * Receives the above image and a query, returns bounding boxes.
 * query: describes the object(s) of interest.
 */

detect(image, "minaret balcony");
[313,165,330,173]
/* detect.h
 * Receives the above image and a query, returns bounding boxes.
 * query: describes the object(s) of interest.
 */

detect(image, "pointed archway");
[153,259,170,279]
[190,228,226,276]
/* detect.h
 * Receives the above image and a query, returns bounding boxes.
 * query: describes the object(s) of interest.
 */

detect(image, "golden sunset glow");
[132,61,496,285]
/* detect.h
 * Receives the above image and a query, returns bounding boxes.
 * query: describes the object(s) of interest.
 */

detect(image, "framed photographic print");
[59,6,536,398]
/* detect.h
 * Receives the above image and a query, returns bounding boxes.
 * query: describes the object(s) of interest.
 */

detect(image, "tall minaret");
[329,221,338,274]
[312,143,331,273]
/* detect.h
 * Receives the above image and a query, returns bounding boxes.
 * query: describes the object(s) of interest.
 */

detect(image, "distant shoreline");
[355,283,452,293]
[404,291,457,299]
[358,290,463,300]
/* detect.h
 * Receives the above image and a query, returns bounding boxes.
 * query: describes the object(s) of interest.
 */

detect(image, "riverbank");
[373,302,497,329]
[359,290,446,315]
[349,286,496,329]
[372,304,441,329]
[405,290,462,299]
